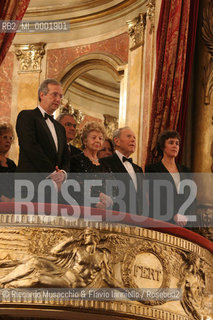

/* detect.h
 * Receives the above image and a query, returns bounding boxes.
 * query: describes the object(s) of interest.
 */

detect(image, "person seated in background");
[0,120,16,201]
[56,113,81,157]
[97,137,114,159]
[69,121,112,209]
[145,130,196,227]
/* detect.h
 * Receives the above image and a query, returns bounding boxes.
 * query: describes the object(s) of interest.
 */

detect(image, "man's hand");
[173,213,188,227]
[96,192,113,209]
[50,166,65,192]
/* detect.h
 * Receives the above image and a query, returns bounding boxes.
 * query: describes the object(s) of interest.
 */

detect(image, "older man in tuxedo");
[16,79,69,195]
[100,127,144,215]
[56,113,81,158]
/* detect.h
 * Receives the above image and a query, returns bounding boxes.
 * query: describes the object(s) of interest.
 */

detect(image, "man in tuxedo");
[16,79,70,196]
[56,113,81,158]
[100,127,144,215]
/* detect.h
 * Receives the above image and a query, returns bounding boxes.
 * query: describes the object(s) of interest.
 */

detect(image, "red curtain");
[0,0,30,66]
[146,0,199,164]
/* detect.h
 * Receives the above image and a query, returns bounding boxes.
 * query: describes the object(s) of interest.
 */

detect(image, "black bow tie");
[123,156,133,164]
[44,113,54,122]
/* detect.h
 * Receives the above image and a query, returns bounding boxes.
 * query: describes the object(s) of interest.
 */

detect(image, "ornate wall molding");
[15,43,46,73]
[202,0,213,105]
[147,0,155,32]
[202,57,213,105]
[127,13,147,50]
[103,114,118,139]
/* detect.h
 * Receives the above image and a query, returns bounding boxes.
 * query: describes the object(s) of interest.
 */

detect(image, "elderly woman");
[0,121,16,172]
[97,137,114,159]
[69,121,112,209]
[145,130,195,227]
[0,120,16,201]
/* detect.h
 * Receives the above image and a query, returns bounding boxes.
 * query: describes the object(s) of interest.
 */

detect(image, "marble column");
[126,0,157,167]
[126,13,147,164]
[10,43,45,163]
[14,43,46,112]
[193,0,213,232]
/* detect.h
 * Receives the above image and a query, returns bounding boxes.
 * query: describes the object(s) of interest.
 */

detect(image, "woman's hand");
[173,213,188,227]
[96,192,113,209]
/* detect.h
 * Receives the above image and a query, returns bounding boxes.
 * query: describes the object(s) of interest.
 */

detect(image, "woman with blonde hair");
[0,120,16,172]
[0,120,16,201]
[69,121,112,209]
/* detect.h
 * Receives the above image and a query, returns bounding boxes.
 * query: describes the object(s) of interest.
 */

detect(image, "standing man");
[16,79,69,192]
[56,113,81,158]
[100,127,144,215]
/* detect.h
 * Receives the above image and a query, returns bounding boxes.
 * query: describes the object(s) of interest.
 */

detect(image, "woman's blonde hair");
[0,120,14,141]
[81,121,106,149]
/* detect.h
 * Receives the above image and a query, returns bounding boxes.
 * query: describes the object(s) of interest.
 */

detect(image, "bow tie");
[44,113,54,122]
[122,156,133,164]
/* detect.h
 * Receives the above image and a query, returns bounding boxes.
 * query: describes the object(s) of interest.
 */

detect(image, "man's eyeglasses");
[0,135,14,142]
[64,122,77,128]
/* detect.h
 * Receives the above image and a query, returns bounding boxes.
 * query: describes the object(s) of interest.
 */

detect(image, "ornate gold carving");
[59,98,84,125]
[0,228,126,289]
[195,206,213,241]
[0,217,211,319]
[147,0,155,32]
[15,43,45,73]
[122,240,170,305]
[103,114,118,139]
[202,57,213,105]
[202,0,213,57]
[127,13,147,50]
[202,0,213,105]
[178,253,206,320]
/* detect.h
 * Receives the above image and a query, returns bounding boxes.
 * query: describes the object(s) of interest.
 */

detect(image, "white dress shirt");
[38,106,58,152]
[115,150,137,190]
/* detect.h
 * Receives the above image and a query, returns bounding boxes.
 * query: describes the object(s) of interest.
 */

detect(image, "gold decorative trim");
[127,13,147,50]
[15,43,45,73]
[202,57,213,105]
[147,0,155,32]
[104,114,118,139]
[202,0,213,57]
[0,216,211,319]
[0,300,191,320]
[0,214,208,256]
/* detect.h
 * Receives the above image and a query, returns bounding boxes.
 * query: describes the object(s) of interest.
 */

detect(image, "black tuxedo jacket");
[145,161,195,223]
[69,145,82,158]
[16,108,70,173]
[100,153,144,215]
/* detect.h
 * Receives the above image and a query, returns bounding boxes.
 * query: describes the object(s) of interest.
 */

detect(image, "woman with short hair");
[0,120,16,201]
[145,130,194,227]
[69,121,112,209]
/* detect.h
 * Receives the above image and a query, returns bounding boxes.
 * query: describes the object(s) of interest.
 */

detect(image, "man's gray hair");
[112,126,131,147]
[56,113,76,123]
[38,79,62,102]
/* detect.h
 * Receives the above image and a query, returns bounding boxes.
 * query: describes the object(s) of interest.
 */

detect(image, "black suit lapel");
[112,153,128,173]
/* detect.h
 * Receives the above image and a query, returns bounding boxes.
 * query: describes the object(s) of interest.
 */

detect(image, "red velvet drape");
[0,0,30,66]
[146,0,199,165]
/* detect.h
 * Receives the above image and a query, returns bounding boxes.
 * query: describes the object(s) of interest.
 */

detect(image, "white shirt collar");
[115,150,132,162]
[38,105,46,117]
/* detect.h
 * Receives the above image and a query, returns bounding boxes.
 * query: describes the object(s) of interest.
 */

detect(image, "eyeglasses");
[0,135,14,142]
[64,122,77,128]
